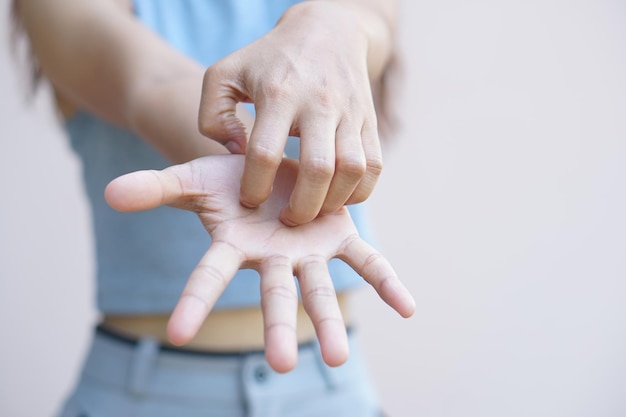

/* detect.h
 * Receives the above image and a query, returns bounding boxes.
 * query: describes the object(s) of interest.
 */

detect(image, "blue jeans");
[56,326,382,417]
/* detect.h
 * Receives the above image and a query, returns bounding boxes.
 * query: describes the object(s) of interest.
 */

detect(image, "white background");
[1,1,625,416]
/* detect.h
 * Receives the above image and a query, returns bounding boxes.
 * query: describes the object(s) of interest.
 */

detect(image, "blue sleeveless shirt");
[66,0,374,314]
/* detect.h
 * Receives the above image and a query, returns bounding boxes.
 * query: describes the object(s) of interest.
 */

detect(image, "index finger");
[167,241,243,345]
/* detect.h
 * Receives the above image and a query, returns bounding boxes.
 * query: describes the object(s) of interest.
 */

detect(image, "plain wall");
[1,1,625,416]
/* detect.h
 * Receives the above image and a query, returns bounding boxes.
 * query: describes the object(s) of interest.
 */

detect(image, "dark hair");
[9,0,42,98]
[7,0,401,139]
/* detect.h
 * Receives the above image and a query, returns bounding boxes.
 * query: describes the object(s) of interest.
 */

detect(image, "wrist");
[298,0,397,80]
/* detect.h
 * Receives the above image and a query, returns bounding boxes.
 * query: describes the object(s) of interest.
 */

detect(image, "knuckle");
[194,264,228,288]
[307,92,342,116]
[366,156,383,177]
[315,316,345,327]
[179,293,210,311]
[204,60,230,81]
[362,252,385,270]
[260,79,291,103]
[311,86,334,106]
[203,65,217,81]
[338,233,361,255]
[336,154,366,180]
[301,157,335,183]
[267,255,292,269]
[198,118,217,136]
[361,253,399,294]
[262,284,298,301]
[248,144,282,170]
[304,286,337,303]
[265,322,296,333]
[202,64,225,92]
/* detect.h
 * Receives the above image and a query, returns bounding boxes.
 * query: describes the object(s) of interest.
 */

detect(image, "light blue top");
[66,0,374,314]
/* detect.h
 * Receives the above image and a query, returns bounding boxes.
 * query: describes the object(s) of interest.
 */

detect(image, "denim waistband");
[80,325,356,404]
[95,324,313,357]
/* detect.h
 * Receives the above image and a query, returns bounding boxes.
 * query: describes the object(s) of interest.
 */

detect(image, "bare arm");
[16,0,250,163]
[19,0,398,213]
[321,0,399,80]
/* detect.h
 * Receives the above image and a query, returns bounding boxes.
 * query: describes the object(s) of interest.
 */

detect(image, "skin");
[105,155,415,372]
[199,1,398,225]
[18,0,397,220]
[16,0,408,371]
[17,0,232,162]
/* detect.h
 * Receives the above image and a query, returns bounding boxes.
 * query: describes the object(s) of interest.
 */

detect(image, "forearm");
[17,0,232,163]
[127,74,230,163]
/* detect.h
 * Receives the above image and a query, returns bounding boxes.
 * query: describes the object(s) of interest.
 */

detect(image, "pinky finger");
[339,237,416,318]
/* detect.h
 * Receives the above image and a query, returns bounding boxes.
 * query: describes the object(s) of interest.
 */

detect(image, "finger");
[279,116,336,226]
[297,256,348,367]
[339,236,416,318]
[320,119,366,214]
[260,256,299,373]
[198,62,249,154]
[104,167,188,212]
[240,102,293,208]
[345,120,383,205]
[167,241,243,346]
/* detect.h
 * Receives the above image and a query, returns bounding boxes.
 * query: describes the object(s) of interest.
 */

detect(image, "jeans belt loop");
[127,337,159,397]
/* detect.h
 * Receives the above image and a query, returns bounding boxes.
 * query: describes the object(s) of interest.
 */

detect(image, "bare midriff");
[102,294,351,351]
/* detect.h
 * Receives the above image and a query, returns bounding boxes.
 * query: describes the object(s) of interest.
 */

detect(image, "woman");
[14,0,414,415]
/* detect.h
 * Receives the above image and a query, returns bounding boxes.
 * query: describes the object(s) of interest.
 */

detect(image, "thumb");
[198,62,250,154]
[104,166,189,212]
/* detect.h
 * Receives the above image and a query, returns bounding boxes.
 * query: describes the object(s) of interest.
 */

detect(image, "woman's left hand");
[105,154,414,372]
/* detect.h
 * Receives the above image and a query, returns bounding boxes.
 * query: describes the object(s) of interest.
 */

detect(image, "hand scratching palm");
[105,155,414,372]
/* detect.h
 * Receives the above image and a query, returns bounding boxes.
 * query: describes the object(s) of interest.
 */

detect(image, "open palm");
[105,155,414,372]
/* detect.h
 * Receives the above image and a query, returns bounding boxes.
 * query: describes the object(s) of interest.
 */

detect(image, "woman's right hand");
[198,1,397,226]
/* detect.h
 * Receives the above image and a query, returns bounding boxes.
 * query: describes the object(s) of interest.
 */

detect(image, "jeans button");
[253,364,269,383]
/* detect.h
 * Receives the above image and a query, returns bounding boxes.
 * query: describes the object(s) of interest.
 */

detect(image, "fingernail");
[240,200,256,209]
[225,141,243,154]
[280,212,298,227]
